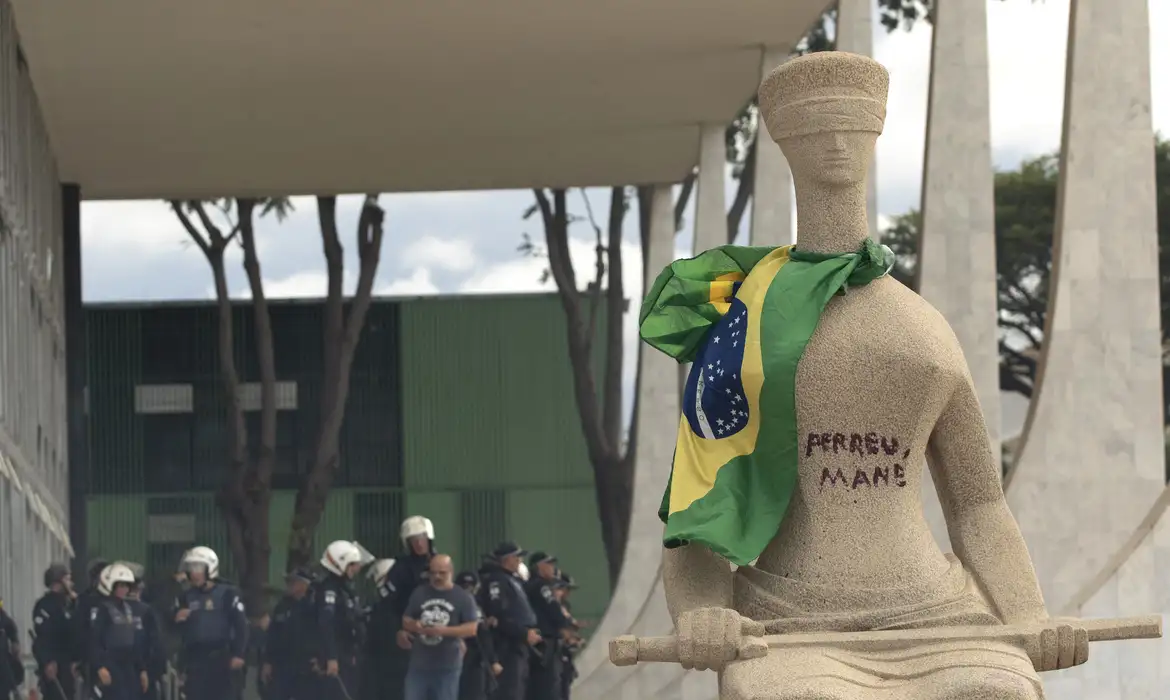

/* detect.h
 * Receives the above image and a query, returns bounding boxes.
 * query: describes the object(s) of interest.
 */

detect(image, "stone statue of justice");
[610,52,1160,700]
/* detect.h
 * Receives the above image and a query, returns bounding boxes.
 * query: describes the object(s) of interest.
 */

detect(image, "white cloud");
[81,200,195,256]
[259,271,334,299]
[377,267,440,296]
[400,235,477,273]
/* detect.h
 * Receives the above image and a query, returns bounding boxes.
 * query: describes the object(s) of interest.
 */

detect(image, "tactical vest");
[184,585,231,647]
[102,601,138,653]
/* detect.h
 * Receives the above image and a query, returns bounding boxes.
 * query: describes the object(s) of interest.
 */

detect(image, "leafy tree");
[888,135,1169,408]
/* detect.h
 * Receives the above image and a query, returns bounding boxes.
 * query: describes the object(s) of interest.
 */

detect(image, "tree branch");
[602,186,626,446]
[578,189,607,359]
[537,188,613,462]
[237,198,277,489]
[318,195,345,421]
[169,201,213,258]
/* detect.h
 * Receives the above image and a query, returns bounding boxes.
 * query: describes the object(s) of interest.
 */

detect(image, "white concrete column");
[694,123,728,254]
[915,0,1000,550]
[750,47,794,247]
[835,0,880,240]
[573,184,680,696]
[1006,0,1163,612]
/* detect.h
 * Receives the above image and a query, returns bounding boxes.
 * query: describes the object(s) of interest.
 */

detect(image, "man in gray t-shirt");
[403,554,480,700]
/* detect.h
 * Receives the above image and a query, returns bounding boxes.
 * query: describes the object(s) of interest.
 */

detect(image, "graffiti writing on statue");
[805,431,911,491]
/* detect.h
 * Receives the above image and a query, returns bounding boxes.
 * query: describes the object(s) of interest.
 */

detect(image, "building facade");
[81,294,612,622]
[0,0,72,640]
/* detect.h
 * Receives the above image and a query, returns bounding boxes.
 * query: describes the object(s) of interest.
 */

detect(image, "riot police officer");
[126,567,166,700]
[262,567,315,700]
[456,571,500,700]
[315,540,366,700]
[0,594,22,699]
[523,553,570,700]
[478,543,539,700]
[32,563,78,700]
[376,516,435,700]
[76,558,110,686]
[390,517,435,646]
[88,563,147,700]
[173,546,248,700]
[552,574,580,700]
[362,557,397,700]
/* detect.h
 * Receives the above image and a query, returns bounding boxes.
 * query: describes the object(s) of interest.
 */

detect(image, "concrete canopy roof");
[11,1,829,200]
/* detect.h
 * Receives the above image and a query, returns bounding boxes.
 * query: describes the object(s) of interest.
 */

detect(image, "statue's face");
[779,130,877,188]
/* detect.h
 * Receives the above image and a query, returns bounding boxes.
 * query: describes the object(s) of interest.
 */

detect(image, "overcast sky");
[81,0,1170,437]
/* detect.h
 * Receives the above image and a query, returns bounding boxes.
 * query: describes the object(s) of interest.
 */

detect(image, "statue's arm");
[926,375,1048,624]
[662,544,733,625]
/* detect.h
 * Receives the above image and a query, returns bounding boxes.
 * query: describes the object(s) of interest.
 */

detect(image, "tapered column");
[1006,0,1162,611]
[835,0,880,240]
[694,123,728,253]
[573,184,680,694]
[915,0,1000,549]
[751,48,794,247]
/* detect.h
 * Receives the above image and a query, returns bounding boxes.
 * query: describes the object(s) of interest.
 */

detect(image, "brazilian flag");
[639,240,895,566]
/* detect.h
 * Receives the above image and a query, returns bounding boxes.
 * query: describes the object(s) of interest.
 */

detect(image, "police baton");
[332,675,357,700]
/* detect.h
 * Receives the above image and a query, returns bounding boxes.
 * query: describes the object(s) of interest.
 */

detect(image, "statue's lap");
[720,648,1043,700]
[722,560,1045,699]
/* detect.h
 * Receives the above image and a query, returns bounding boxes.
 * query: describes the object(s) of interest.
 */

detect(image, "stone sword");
[609,615,1162,670]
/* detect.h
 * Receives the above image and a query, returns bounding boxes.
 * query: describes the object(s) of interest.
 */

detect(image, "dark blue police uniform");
[264,592,315,700]
[174,583,248,700]
[315,574,364,700]
[128,598,165,700]
[478,561,537,700]
[32,590,77,700]
[88,598,144,700]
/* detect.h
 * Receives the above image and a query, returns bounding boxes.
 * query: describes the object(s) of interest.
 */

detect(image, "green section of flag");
[639,245,775,363]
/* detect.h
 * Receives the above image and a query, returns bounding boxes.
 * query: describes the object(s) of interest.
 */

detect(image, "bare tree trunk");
[288,196,386,570]
[170,200,269,615]
[534,187,637,587]
[234,199,274,613]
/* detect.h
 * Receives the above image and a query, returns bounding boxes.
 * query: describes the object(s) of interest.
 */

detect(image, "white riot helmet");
[182,546,220,580]
[98,563,136,596]
[321,540,364,577]
[517,562,530,582]
[367,558,397,588]
[400,516,435,545]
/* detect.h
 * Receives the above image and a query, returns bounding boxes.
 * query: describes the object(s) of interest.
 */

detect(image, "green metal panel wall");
[86,309,143,492]
[399,296,600,489]
[85,494,147,565]
[85,301,404,493]
[83,294,611,618]
[507,488,610,626]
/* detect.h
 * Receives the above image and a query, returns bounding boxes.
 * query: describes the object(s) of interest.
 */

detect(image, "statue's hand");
[675,607,755,672]
[1033,619,1089,671]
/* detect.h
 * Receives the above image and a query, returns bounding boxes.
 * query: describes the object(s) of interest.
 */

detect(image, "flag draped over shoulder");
[638,239,896,566]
